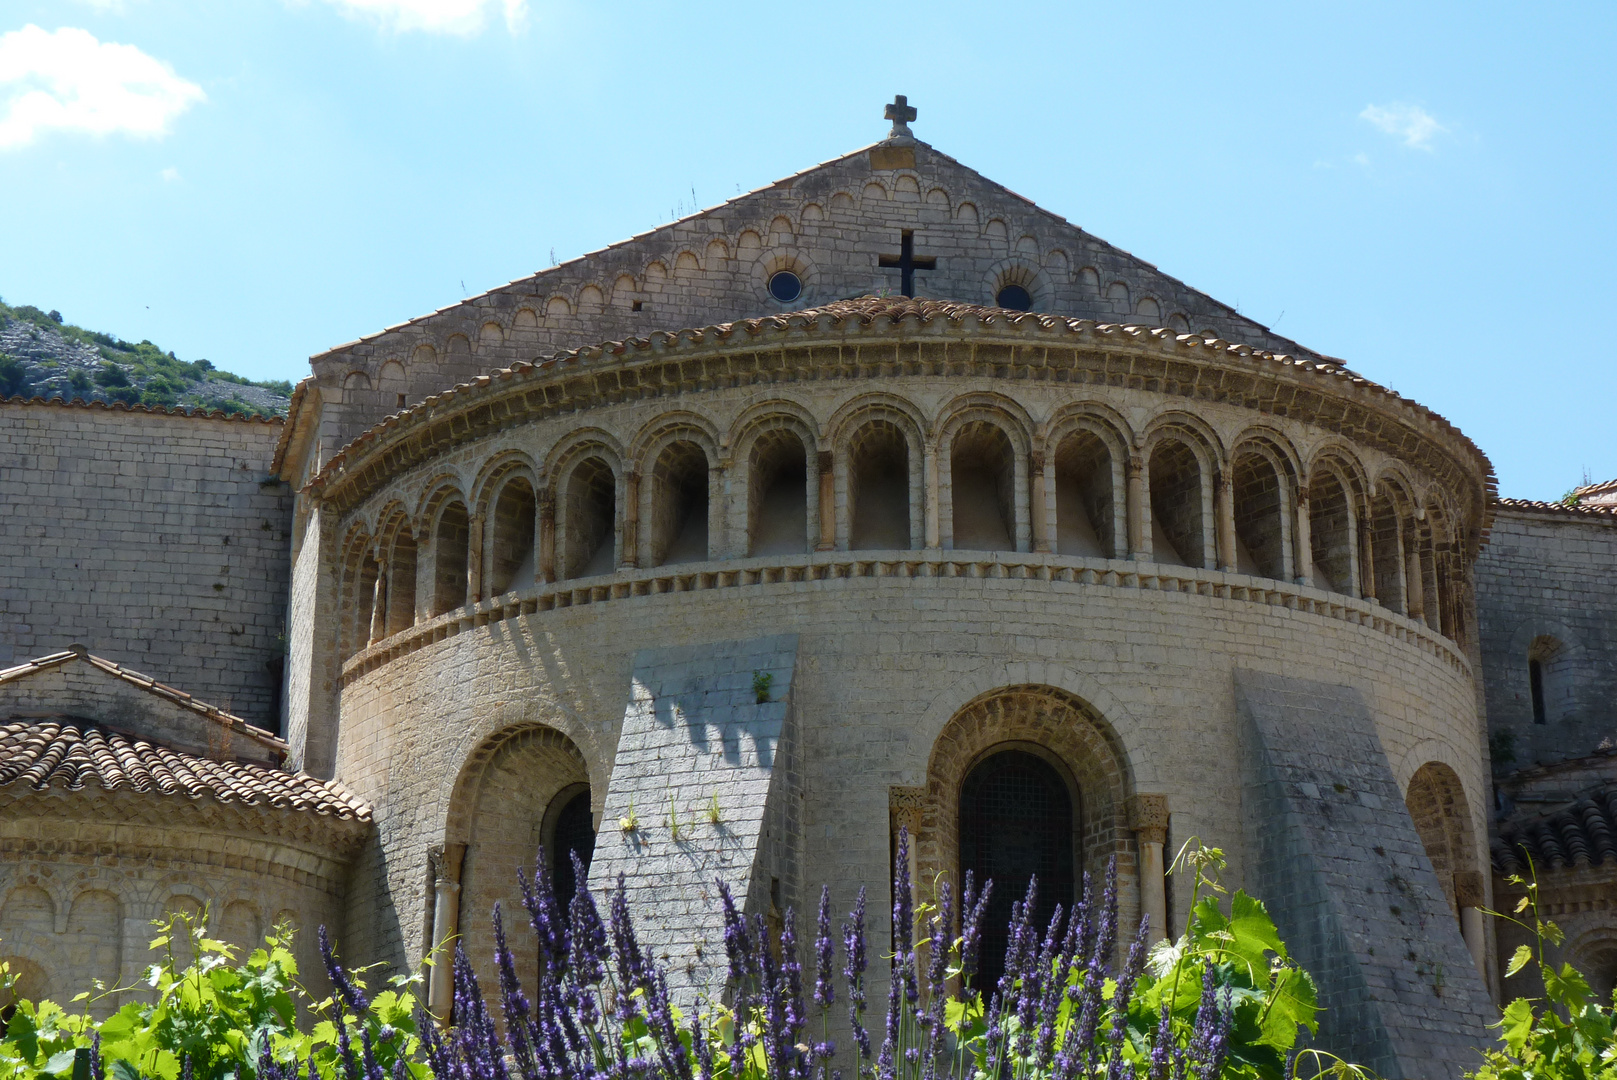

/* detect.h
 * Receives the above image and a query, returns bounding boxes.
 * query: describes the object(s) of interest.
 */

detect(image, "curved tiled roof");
[0,393,282,424]
[304,297,1496,525]
[0,721,369,821]
[1495,497,1617,519]
[1494,786,1617,874]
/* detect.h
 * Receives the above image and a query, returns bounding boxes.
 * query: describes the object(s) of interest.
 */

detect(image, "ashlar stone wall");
[0,401,293,731]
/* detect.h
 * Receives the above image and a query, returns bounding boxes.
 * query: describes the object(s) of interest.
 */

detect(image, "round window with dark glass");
[768,271,802,304]
[995,284,1033,311]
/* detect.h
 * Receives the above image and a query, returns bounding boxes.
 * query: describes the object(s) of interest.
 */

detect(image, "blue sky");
[2,1,1612,499]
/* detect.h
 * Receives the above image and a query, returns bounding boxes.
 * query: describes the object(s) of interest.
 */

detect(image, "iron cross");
[879,230,936,297]
[884,94,916,138]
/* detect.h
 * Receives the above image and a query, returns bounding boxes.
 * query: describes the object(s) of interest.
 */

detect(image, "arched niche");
[1404,761,1479,919]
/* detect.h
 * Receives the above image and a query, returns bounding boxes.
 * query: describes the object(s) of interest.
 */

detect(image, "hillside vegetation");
[0,300,293,418]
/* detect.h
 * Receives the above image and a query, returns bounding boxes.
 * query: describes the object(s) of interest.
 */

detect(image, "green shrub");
[0,909,424,1080]
[1470,870,1617,1080]
[93,364,130,389]
[0,356,31,398]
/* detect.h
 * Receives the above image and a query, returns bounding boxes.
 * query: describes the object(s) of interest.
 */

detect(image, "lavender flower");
[814,885,836,1011]
[519,846,571,986]
[958,871,991,1000]
[892,828,917,1006]
[319,925,369,1015]
[843,886,872,1061]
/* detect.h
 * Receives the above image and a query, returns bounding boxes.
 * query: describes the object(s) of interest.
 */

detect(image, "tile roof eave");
[1,393,284,425]
[1495,497,1617,521]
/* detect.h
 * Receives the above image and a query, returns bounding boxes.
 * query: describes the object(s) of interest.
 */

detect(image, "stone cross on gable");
[884,94,916,139]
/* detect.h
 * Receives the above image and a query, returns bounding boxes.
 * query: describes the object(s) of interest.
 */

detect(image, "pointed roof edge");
[302,138,1315,367]
[0,647,289,760]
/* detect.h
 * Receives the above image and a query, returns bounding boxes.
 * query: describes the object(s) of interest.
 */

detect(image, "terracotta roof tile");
[1495,497,1617,519]
[1494,785,1617,874]
[0,721,369,820]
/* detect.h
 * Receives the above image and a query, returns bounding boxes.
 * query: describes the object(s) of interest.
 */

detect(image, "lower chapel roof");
[1494,786,1617,876]
[0,721,370,822]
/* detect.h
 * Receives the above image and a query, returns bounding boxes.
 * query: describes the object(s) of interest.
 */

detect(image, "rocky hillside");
[0,301,293,418]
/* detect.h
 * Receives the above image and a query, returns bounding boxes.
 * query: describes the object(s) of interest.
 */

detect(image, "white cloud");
[1359,103,1446,151]
[160,165,178,181]
[313,0,527,34]
[0,25,204,150]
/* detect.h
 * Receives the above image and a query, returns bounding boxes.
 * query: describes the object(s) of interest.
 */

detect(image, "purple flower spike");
[843,886,872,1061]
[814,885,836,1011]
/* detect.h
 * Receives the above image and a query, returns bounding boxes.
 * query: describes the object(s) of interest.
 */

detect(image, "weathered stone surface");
[1237,669,1492,1080]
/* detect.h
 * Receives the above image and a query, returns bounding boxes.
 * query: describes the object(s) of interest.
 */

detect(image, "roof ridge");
[0,648,288,757]
[0,393,283,424]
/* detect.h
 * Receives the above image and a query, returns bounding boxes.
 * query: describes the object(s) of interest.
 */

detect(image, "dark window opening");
[1530,659,1547,724]
[959,750,1074,992]
[769,271,803,304]
[631,300,644,312]
[996,284,1032,311]
[552,790,596,915]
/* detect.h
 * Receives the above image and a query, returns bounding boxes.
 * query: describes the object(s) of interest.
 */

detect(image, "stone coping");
[339,549,1471,686]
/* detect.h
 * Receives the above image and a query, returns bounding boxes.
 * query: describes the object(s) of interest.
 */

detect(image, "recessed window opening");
[432,500,470,615]
[1231,453,1285,578]
[563,456,616,579]
[488,477,536,596]
[651,440,709,566]
[1369,494,1406,613]
[631,300,644,312]
[1309,472,1354,595]
[850,420,911,550]
[1417,525,1442,634]
[749,430,809,556]
[385,527,417,635]
[351,549,380,654]
[1053,431,1113,558]
[959,750,1075,991]
[550,788,596,916]
[995,284,1032,311]
[1528,636,1568,724]
[950,422,1015,551]
[768,271,802,304]
[1529,660,1547,724]
[1148,438,1205,568]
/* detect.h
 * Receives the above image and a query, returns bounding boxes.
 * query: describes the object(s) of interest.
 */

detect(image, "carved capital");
[889,785,925,836]
[1126,793,1170,845]
[1454,870,1485,908]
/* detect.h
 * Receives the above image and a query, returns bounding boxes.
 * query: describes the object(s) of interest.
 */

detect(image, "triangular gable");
[0,648,286,765]
[284,135,1313,475]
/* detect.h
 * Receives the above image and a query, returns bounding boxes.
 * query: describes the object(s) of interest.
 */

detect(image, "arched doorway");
[546,785,597,914]
[959,749,1075,988]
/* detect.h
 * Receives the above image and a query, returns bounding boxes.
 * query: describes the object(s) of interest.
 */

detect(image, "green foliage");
[0,909,426,1080]
[751,670,774,704]
[67,370,92,393]
[93,364,130,389]
[0,356,31,398]
[1470,870,1617,1080]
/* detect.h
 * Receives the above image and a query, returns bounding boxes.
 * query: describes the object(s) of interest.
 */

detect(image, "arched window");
[959,750,1075,990]
[561,457,617,579]
[488,477,536,596]
[650,441,710,566]
[1368,493,1406,613]
[1148,438,1205,568]
[549,788,597,914]
[1308,471,1355,595]
[1053,430,1114,558]
[432,500,470,616]
[1528,636,1571,724]
[849,420,911,550]
[1231,452,1286,578]
[352,549,380,653]
[749,430,809,556]
[385,526,417,635]
[950,422,1016,551]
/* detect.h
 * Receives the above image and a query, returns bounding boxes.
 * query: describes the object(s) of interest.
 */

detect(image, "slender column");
[1215,471,1236,572]
[537,490,556,584]
[1030,451,1051,553]
[368,563,388,645]
[1455,871,1487,979]
[1405,531,1425,620]
[1360,502,1377,602]
[1126,456,1146,560]
[1127,794,1171,944]
[466,513,485,602]
[1294,486,1312,586]
[816,452,836,551]
[427,843,466,1021]
[621,472,640,569]
[923,446,941,549]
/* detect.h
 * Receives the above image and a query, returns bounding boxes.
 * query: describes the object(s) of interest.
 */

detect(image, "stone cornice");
[303,300,1496,548]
